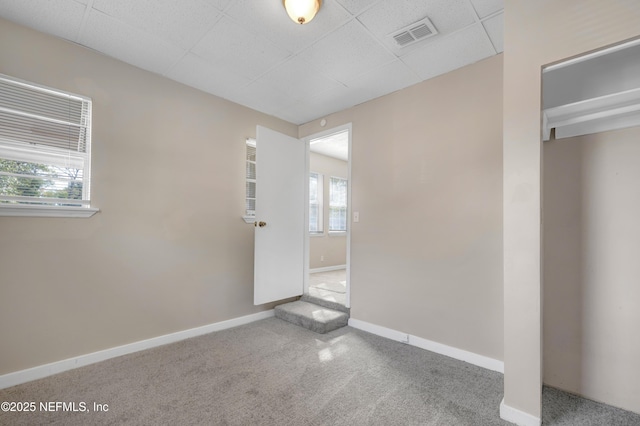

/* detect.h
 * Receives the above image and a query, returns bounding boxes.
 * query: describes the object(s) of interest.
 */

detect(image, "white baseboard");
[309,264,347,273]
[500,398,541,426]
[348,318,504,373]
[0,310,274,390]
[348,318,410,342]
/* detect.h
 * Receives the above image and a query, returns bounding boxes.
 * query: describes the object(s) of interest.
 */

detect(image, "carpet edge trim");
[0,310,275,390]
[499,398,542,426]
[348,317,504,373]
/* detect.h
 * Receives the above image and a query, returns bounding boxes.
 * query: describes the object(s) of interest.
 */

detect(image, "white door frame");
[302,123,352,308]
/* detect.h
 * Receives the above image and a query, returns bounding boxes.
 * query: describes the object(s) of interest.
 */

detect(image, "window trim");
[243,138,256,223]
[0,74,98,218]
[328,175,348,232]
[309,171,323,234]
[0,203,99,218]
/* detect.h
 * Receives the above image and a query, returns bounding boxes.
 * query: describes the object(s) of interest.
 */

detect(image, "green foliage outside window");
[0,159,83,203]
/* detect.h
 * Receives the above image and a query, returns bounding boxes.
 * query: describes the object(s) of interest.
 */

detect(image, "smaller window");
[329,176,347,232]
[309,172,323,233]
[245,138,256,218]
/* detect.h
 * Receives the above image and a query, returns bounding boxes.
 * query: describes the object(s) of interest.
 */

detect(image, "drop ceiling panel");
[273,106,321,127]
[78,10,185,75]
[469,0,504,19]
[307,83,373,113]
[191,17,291,80]
[483,12,504,53]
[345,60,421,99]
[91,0,221,50]
[279,89,357,125]
[0,0,504,125]
[402,24,496,81]
[200,0,233,12]
[164,53,252,101]
[335,0,381,15]
[298,20,396,83]
[357,0,475,51]
[225,0,351,54]
[233,80,298,117]
[254,56,344,104]
[0,0,86,41]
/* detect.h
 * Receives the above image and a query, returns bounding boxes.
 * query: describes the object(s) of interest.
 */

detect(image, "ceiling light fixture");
[283,0,322,25]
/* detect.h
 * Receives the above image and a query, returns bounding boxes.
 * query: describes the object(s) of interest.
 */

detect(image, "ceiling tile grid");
[234,79,298,116]
[163,52,253,101]
[277,86,357,126]
[469,0,504,19]
[483,12,504,53]
[78,9,186,75]
[297,19,397,83]
[252,56,345,104]
[200,0,234,12]
[401,23,497,81]
[190,16,291,81]
[0,0,87,41]
[343,59,422,100]
[357,0,476,55]
[0,0,504,125]
[90,0,222,51]
[224,0,351,54]
[334,0,381,15]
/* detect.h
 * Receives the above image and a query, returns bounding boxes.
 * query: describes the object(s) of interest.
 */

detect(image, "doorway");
[541,38,640,415]
[303,124,352,308]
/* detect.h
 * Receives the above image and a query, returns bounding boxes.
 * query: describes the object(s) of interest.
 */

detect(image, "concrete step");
[275,300,349,334]
[301,292,350,314]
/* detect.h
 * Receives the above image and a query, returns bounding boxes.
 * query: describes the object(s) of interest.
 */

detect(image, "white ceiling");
[0,0,504,125]
[310,129,349,161]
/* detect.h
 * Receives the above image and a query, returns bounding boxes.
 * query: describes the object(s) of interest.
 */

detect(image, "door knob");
[258,221,267,227]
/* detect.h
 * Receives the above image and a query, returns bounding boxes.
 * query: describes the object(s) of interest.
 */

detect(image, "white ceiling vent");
[390,18,438,48]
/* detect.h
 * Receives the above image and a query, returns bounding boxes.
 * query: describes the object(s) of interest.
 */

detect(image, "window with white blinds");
[245,138,256,217]
[0,74,93,213]
[329,176,347,232]
[309,171,323,233]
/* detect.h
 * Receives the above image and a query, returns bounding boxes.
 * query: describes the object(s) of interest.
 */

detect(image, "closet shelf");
[542,87,640,141]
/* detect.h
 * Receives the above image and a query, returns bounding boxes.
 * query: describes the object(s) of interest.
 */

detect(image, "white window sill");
[243,216,255,224]
[0,204,99,218]
[310,232,324,237]
[329,231,347,237]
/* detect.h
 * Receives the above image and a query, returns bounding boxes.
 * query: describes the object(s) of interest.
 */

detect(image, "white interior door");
[254,126,306,305]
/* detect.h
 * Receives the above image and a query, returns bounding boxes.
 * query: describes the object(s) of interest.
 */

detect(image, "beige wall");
[503,0,640,418]
[0,18,297,375]
[300,55,504,361]
[309,152,347,270]
[544,126,640,414]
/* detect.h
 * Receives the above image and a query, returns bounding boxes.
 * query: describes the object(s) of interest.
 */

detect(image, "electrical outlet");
[320,255,324,262]
[353,211,359,222]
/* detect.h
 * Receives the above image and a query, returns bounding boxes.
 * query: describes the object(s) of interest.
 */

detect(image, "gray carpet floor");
[1,318,639,425]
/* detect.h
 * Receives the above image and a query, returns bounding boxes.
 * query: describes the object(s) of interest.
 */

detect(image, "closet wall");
[543,125,640,414]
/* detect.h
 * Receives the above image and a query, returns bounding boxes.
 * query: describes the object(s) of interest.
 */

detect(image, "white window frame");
[243,138,256,223]
[329,176,347,233]
[309,171,323,234]
[0,74,98,218]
